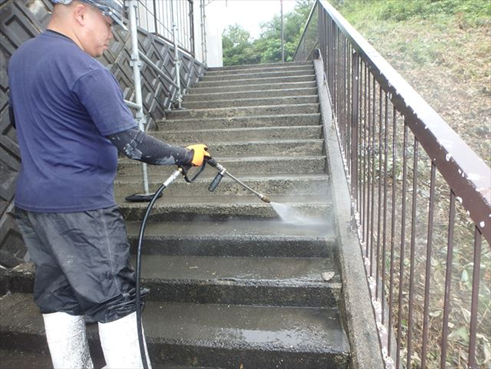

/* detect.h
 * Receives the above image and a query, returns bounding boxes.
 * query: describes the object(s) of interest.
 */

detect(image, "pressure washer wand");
[206,158,271,204]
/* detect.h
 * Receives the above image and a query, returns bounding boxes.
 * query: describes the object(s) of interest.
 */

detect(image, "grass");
[335,0,491,167]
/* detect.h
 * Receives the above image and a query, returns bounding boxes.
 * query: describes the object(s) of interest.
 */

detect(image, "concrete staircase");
[0,62,350,368]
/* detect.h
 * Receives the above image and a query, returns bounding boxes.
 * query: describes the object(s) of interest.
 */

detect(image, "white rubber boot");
[98,312,152,369]
[42,312,94,369]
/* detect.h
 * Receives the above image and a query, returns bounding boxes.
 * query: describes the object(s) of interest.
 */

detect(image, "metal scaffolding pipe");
[170,0,183,109]
[200,0,207,65]
[128,0,150,195]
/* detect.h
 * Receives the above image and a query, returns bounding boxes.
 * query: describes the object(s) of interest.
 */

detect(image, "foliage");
[222,0,315,65]
[334,0,491,26]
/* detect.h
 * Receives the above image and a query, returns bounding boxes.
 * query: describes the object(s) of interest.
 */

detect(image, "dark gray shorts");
[15,206,138,323]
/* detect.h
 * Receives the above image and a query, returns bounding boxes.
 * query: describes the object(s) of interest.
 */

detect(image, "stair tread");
[183,95,318,105]
[186,87,317,98]
[0,294,349,356]
[136,255,340,285]
[195,74,315,86]
[168,138,324,145]
[157,113,320,128]
[166,102,319,113]
[119,155,326,165]
[125,218,334,238]
[158,125,321,134]
[116,194,331,207]
[116,172,329,183]
[189,81,317,94]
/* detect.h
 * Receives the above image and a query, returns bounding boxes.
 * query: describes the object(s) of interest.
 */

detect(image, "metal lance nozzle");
[206,158,272,203]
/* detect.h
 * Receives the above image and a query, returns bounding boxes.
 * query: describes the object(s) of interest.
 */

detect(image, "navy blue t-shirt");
[8,30,137,212]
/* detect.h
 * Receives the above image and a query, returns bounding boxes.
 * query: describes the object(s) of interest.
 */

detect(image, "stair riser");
[118,157,326,176]
[128,236,334,258]
[144,281,341,308]
[0,331,348,369]
[157,114,321,130]
[154,126,322,142]
[182,96,318,109]
[200,69,314,81]
[189,81,316,94]
[184,88,318,101]
[155,344,349,369]
[206,65,313,75]
[196,75,316,88]
[166,104,319,119]
[116,178,329,198]
[119,203,332,222]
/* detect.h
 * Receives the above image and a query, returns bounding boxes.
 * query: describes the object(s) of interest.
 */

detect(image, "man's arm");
[107,127,193,166]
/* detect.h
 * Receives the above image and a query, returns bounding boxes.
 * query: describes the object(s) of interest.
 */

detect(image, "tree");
[222,0,315,65]
[222,24,261,66]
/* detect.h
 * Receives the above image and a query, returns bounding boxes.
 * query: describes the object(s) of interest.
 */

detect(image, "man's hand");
[186,144,210,166]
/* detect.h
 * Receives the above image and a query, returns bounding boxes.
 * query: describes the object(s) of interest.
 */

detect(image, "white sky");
[209,0,299,39]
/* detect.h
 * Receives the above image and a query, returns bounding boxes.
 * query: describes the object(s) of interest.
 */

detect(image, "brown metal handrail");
[295,1,491,368]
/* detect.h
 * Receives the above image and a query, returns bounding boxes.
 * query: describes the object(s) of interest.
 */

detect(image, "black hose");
[135,182,168,369]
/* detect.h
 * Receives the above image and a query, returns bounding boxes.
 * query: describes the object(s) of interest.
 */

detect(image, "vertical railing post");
[170,0,183,109]
[128,0,150,196]
[351,51,359,212]
[152,0,158,34]
[189,0,195,56]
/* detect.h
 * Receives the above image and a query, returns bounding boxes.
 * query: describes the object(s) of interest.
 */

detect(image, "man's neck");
[47,21,84,51]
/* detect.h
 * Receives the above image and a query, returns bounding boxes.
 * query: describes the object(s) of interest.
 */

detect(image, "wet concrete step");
[1,255,343,308]
[115,173,330,198]
[137,255,341,307]
[206,63,313,76]
[188,80,316,94]
[182,95,318,109]
[183,87,318,102]
[124,219,335,258]
[207,61,312,72]
[165,103,319,119]
[195,74,316,88]
[0,349,106,369]
[0,294,350,369]
[157,113,321,131]
[200,69,314,82]
[153,125,322,142]
[117,194,333,222]
[0,349,222,369]
[152,140,324,157]
[118,156,327,177]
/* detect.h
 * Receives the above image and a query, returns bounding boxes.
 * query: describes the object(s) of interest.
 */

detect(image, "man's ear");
[73,4,87,26]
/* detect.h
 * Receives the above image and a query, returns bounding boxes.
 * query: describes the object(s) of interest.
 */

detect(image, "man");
[7,0,209,368]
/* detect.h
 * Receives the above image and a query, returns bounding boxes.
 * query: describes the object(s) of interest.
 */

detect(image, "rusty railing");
[136,0,195,56]
[295,1,491,368]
